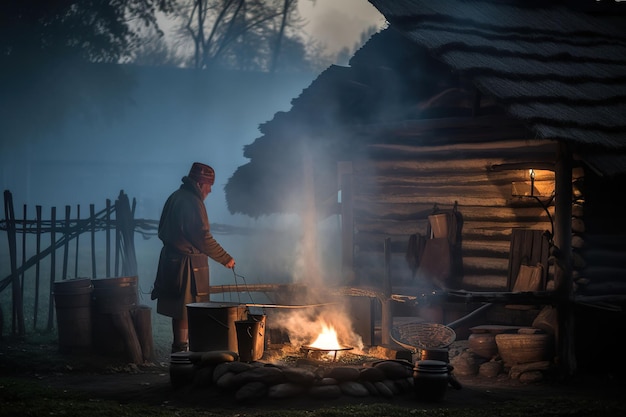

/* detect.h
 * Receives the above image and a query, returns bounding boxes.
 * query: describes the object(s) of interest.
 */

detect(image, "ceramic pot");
[413,359,449,402]
[170,352,195,388]
[468,332,498,359]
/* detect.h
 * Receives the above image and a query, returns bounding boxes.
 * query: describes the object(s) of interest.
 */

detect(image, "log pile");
[571,168,626,302]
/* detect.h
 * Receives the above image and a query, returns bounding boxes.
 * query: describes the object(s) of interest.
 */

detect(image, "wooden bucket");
[187,302,247,353]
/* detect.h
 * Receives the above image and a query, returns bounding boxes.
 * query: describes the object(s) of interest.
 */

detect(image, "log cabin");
[224,0,626,375]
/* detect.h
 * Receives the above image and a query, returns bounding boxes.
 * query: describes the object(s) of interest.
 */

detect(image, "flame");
[309,324,342,350]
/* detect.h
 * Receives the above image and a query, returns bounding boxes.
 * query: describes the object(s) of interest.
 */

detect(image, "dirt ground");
[33,363,626,412]
[1,337,625,413]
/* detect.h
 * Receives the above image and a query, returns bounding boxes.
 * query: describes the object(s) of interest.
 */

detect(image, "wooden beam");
[338,161,355,285]
[445,290,561,304]
[554,141,575,377]
[382,238,393,346]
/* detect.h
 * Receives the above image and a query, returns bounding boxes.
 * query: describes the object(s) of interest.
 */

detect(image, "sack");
[414,237,451,289]
[189,253,209,297]
[151,249,186,300]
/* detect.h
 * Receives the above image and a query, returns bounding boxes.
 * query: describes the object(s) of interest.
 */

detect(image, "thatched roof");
[368,0,626,168]
[224,65,370,218]
[225,0,626,218]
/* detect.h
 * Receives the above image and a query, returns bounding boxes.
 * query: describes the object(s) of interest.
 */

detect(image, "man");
[151,162,235,352]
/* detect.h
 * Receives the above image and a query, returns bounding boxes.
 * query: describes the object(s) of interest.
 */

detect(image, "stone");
[325,366,361,381]
[339,381,370,397]
[267,382,306,399]
[478,360,502,378]
[372,360,413,379]
[212,362,232,383]
[199,350,239,366]
[215,371,239,390]
[359,366,386,381]
[518,370,544,383]
[315,377,338,386]
[450,351,479,376]
[382,379,399,395]
[509,361,551,379]
[235,381,267,403]
[282,367,316,385]
[374,381,394,398]
[361,380,379,396]
[231,365,285,386]
[308,384,342,399]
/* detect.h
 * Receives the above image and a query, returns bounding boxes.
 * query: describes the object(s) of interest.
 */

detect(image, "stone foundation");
[169,350,458,402]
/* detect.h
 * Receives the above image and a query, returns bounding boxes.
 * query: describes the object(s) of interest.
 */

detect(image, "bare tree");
[269,0,297,73]
[132,35,188,67]
[170,0,309,71]
[0,0,177,143]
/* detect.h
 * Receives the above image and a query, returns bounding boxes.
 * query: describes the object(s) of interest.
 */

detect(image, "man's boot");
[171,341,189,353]
[172,327,189,353]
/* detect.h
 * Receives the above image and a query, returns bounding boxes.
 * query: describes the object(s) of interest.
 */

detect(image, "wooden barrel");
[53,278,93,351]
[91,276,138,313]
[91,276,141,361]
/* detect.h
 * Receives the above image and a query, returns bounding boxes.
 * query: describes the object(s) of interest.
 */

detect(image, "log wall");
[347,132,558,292]
[342,117,626,307]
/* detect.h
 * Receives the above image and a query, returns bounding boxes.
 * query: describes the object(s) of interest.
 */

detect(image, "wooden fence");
[0,189,158,337]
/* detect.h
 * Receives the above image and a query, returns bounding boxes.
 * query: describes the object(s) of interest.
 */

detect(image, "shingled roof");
[225,0,626,217]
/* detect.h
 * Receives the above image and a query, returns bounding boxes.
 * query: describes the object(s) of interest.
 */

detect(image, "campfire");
[300,323,354,362]
[260,303,379,366]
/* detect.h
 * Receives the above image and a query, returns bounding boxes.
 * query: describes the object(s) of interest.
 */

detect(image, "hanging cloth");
[406,233,426,279]
[413,237,451,289]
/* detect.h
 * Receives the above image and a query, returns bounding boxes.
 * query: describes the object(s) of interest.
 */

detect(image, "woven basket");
[391,322,456,353]
[495,333,552,366]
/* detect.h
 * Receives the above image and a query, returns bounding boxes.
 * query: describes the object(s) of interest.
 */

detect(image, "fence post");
[90,204,96,278]
[113,199,120,277]
[21,205,26,303]
[74,205,80,278]
[34,205,42,330]
[3,190,24,336]
[1,191,155,337]
[62,205,70,280]
[106,199,111,277]
[115,191,137,277]
[46,206,57,331]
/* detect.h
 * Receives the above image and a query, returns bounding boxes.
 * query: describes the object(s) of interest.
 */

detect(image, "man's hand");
[225,258,235,269]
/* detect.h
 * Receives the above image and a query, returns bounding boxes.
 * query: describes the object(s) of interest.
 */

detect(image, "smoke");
[270,302,365,353]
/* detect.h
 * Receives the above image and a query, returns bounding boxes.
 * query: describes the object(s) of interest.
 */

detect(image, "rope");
[232,267,256,305]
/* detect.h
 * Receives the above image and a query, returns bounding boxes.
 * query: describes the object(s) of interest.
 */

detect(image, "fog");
[0,66,342,303]
[2,67,314,222]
